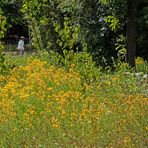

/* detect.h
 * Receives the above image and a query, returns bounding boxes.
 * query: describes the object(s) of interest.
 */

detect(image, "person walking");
[17,36,25,55]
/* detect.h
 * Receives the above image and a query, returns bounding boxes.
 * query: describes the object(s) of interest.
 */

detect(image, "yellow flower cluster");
[0,99,16,123]
[0,59,147,147]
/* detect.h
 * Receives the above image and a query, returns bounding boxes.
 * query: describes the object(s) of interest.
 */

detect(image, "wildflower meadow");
[0,51,148,147]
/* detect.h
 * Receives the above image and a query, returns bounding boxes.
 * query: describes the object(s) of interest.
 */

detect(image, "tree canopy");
[1,0,148,67]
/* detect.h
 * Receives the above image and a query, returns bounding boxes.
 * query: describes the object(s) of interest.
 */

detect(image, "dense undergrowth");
[0,51,148,147]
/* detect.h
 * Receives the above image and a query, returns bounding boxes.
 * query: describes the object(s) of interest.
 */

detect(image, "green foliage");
[54,17,80,50]
[39,50,101,83]
[62,50,102,83]
[0,11,6,52]
[135,57,148,73]
[0,10,8,75]
[115,34,126,59]
[0,0,24,27]
[1,0,148,67]
[57,0,125,65]
[105,16,120,31]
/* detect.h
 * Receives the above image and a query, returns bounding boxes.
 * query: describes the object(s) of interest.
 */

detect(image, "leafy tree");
[126,0,137,67]
[0,0,24,27]
[58,0,119,66]
[1,0,147,68]
[137,1,148,59]
[21,0,85,57]
[20,1,67,50]
[100,0,148,67]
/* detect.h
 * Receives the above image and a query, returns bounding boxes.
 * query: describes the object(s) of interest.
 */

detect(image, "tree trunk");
[126,0,137,67]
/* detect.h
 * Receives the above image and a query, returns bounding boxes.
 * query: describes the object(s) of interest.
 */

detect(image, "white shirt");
[17,40,24,50]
